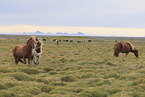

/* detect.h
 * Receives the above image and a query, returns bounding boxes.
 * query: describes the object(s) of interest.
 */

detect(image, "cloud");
[1,0,143,15]
[0,0,145,28]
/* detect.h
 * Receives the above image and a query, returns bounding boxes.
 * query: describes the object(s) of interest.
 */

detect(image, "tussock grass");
[43,67,54,72]
[0,83,7,90]
[12,72,29,81]
[19,67,40,74]
[61,75,78,82]
[0,65,15,73]
[0,90,14,97]
[1,36,145,96]
[79,89,108,97]
[49,71,57,75]
[5,82,19,88]
[10,85,41,95]
[51,81,67,86]
[107,88,121,95]
[41,85,54,93]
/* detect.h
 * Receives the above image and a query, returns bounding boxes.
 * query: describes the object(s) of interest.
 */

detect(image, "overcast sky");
[0,0,145,28]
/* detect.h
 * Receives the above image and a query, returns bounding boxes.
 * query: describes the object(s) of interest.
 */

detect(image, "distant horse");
[32,38,43,65]
[77,41,81,43]
[70,40,73,42]
[13,36,36,65]
[114,41,138,58]
[43,39,46,41]
[53,39,57,42]
[88,40,92,42]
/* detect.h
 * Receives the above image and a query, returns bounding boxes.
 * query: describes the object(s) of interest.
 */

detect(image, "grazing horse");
[77,41,81,43]
[13,36,36,65]
[114,42,138,58]
[32,38,43,65]
[43,39,46,41]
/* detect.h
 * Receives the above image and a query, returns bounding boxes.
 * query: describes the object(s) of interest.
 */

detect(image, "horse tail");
[114,43,123,57]
[114,45,118,57]
[12,46,17,55]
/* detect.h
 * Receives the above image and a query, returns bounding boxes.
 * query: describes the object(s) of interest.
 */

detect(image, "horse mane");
[126,41,135,51]
[26,36,36,44]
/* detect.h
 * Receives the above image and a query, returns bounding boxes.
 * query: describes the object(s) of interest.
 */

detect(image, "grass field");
[0,35,145,97]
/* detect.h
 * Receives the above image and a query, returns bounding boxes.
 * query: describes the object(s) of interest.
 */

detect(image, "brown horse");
[13,36,36,65]
[114,42,138,58]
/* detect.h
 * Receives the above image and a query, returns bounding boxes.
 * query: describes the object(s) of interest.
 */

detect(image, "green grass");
[0,35,145,97]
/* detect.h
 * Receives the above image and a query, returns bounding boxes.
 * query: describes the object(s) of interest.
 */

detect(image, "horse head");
[132,49,139,58]
[27,36,36,48]
[36,38,43,48]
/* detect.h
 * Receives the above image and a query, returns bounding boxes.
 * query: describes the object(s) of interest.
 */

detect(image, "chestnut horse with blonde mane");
[13,36,36,65]
[114,42,138,58]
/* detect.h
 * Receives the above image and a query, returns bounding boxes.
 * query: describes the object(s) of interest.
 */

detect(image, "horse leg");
[125,53,128,57]
[19,58,24,63]
[31,55,34,65]
[32,55,37,65]
[32,57,34,65]
[15,58,19,65]
[28,57,31,64]
[14,55,24,64]
[114,52,118,57]
[38,55,41,65]
[14,55,19,65]
[34,56,37,64]
[23,57,26,64]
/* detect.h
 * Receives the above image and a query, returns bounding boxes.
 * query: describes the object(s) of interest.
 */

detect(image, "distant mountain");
[56,32,62,34]
[1,31,85,36]
[77,32,84,35]
[35,31,44,34]
[47,32,51,34]
[56,32,69,35]
[64,32,68,34]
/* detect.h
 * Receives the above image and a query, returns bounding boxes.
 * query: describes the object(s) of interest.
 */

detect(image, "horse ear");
[30,36,36,41]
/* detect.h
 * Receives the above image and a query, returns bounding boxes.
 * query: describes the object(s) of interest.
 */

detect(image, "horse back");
[121,43,132,53]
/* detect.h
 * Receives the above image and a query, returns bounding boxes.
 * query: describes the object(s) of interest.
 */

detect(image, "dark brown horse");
[114,42,138,58]
[13,36,36,65]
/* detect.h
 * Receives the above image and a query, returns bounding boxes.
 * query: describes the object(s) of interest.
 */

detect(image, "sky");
[0,0,145,36]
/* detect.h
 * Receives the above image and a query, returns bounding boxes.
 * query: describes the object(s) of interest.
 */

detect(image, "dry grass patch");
[1,36,145,96]
[61,75,78,82]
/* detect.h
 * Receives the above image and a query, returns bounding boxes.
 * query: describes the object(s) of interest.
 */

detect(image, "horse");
[32,37,43,65]
[13,36,36,65]
[43,39,46,41]
[114,41,138,58]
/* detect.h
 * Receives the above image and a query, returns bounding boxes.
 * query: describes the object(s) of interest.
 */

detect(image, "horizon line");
[0,25,145,37]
